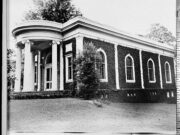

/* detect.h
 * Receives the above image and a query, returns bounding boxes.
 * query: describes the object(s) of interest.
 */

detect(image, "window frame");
[165,61,172,83]
[65,54,73,83]
[96,48,108,82]
[125,54,135,83]
[147,58,156,83]
[44,53,52,91]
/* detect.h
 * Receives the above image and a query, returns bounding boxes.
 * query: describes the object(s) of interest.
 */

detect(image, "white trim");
[147,58,156,83]
[139,50,144,89]
[165,61,172,83]
[44,53,52,91]
[114,44,120,89]
[65,54,73,83]
[12,20,62,37]
[37,51,41,91]
[62,17,174,53]
[125,54,135,83]
[97,48,108,82]
[45,53,52,64]
[44,64,52,91]
[76,36,84,55]
[59,44,64,90]
[52,41,58,90]
[158,54,163,89]
[13,17,174,56]
[63,32,174,58]
[65,43,72,52]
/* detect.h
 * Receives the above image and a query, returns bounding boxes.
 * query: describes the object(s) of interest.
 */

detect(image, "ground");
[8,98,176,134]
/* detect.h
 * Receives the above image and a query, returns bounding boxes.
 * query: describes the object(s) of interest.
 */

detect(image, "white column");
[23,40,35,92]
[14,45,22,92]
[114,43,120,90]
[76,35,84,56]
[158,54,163,89]
[60,43,64,90]
[139,50,144,89]
[52,40,58,90]
[37,51,41,91]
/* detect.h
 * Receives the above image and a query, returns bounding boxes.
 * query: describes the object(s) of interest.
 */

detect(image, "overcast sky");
[8,0,176,49]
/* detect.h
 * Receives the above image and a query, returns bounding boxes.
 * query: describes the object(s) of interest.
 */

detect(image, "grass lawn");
[8,98,176,134]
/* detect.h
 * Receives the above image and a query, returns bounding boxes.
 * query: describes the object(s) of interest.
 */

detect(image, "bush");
[74,42,101,99]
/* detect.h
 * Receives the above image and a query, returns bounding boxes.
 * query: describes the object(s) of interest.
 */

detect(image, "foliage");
[145,23,176,45]
[7,49,16,91]
[73,42,101,99]
[24,0,82,23]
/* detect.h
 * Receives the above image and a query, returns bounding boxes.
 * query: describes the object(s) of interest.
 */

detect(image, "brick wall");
[117,45,141,89]
[142,51,161,89]
[83,37,116,90]
[160,55,176,89]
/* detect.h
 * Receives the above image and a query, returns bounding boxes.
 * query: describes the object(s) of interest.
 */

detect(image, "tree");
[145,23,176,45]
[7,49,16,91]
[73,42,101,99]
[24,0,82,23]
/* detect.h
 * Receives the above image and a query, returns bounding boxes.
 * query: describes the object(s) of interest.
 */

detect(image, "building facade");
[12,17,176,102]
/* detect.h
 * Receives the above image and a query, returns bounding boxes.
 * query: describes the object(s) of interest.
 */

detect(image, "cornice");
[62,17,174,53]
[12,17,175,54]
[12,20,63,37]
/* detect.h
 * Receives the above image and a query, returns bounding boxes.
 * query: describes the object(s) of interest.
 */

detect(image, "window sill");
[166,81,172,84]
[149,81,156,83]
[100,79,108,82]
[126,80,135,83]
[66,79,73,83]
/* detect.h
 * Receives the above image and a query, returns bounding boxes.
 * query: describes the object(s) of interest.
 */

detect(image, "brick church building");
[12,16,176,102]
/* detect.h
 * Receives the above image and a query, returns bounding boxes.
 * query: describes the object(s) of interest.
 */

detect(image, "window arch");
[44,53,52,90]
[45,53,52,64]
[96,48,108,82]
[165,61,172,83]
[147,58,156,83]
[125,54,135,83]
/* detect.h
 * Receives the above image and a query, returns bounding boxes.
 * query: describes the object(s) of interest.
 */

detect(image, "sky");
[8,0,176,49]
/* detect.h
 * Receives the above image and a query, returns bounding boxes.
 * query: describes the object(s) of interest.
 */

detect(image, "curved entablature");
[12,20,62,37]
[12,20,63,45]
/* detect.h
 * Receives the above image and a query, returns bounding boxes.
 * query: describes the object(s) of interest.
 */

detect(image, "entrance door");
[45,65,52,90]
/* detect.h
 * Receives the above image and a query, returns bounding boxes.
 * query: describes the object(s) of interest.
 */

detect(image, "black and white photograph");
[3,0,179,134]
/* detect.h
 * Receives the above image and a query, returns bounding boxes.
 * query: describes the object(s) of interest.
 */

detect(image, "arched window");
[96,48,108,82]
[125,54,135,83]
[45,53,52,90]
[165,61,172,83]
[46,53,52,64]
[147,58,156,83]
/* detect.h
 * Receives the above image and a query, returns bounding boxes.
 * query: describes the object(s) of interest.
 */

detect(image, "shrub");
[74,42,101,99]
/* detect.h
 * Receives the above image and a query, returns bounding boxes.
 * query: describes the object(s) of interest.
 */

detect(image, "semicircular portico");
[13,20,63,92]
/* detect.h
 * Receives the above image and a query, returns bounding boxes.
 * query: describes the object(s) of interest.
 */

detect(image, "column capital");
[113,42,118,46]
[52,40,61,45]
[21,40,34,45]
[75,35,84,39]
